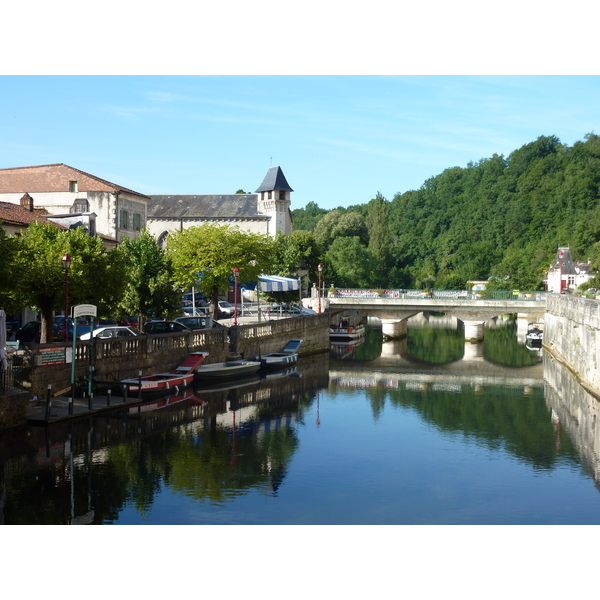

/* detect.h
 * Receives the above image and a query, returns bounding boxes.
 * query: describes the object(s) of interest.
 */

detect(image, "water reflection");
[0,355,329,524]
[544,352,600,485]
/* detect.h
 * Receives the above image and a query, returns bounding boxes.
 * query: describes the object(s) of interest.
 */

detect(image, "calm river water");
[3,315,600,525]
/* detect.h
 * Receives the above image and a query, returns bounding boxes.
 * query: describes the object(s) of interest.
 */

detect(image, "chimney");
[20,192,34,212]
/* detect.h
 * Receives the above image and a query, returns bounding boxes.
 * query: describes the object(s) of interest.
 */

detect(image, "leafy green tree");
[324,236,379,288]
[13,222,127,343]
[0,225,18,312]
[290,201,328,232]
[313,210,368,251]
[115,229,181,323]
[166,223,274,319]
[365,192,391,286]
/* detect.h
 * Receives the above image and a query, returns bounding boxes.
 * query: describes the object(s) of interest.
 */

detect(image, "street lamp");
[233,266,240,326]
[62,253,71,342]
[317,263,323,313]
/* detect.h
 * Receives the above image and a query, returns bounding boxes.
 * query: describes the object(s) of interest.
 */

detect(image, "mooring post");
[107,388,111,407]
[122,384,128,403]
[138,371,142,399]
[45,384,52,422]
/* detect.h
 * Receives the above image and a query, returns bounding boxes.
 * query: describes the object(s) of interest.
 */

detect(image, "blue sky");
[2,75,599,211]
[2,3,599,212]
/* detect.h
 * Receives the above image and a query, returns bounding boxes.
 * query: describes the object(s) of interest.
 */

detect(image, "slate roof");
[550,247,577,275]
[255,166,293,193]
[147,194,269,220]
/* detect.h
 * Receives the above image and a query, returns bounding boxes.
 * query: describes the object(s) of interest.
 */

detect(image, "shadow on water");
[0,353,330,524]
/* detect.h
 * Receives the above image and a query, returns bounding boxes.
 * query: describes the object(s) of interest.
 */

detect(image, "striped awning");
[258,275,300,292]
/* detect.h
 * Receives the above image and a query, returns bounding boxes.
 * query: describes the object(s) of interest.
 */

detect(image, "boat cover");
[258,275,300,292]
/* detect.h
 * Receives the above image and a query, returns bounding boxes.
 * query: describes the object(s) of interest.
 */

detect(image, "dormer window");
[69,181,78,193]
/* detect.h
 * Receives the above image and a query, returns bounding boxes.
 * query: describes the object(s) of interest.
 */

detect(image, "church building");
[146,165,293,246]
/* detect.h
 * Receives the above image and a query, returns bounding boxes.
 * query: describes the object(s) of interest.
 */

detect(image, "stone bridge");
[316,290,549,341]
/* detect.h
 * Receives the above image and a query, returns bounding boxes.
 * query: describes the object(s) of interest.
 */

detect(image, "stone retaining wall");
[544,294,600,395]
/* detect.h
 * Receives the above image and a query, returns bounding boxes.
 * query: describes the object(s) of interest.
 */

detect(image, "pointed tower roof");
[255,166,293,193]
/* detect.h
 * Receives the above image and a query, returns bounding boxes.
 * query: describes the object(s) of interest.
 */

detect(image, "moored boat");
[121,351,209,396]
[258,339,302,369]
[329,319,366,340]
[195,359,261,380]
[526,326,543,344]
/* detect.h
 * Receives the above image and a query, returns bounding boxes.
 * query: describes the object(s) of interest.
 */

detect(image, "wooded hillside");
[291,133,600,290]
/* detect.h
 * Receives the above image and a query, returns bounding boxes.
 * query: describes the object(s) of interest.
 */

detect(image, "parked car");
[175,316,227,330]
[144,320,191,334]
[217,300,240,318]
[79,326,143,340]
[15,321,42,343]
[117,316,139,327]
[266,303,316,317]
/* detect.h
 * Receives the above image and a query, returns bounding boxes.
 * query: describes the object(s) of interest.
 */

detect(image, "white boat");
[195,359,261,380]
[526,327,543,344]
[330,319,366,340]
[258,339,302,369]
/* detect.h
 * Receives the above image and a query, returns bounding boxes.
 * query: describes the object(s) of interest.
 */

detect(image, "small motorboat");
[330,319,366,340]
[195,359,261,380]
[526,327,543,344]
[258,339,302,369]
[121,351,209,396]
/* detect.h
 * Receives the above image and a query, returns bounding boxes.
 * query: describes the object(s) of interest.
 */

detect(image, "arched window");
[157,231,169,248]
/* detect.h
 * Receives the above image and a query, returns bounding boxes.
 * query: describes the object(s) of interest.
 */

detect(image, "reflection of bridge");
[325,290,548,341]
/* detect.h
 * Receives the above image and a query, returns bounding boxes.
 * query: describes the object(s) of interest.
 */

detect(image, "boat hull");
[195,361,261,380]
[330,324,366,340]
[259,352,298,369]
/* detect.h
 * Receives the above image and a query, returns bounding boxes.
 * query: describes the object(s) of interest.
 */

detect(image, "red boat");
[121,351,209,396]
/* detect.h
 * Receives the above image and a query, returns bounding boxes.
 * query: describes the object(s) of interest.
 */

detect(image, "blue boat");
[258,339,302,369]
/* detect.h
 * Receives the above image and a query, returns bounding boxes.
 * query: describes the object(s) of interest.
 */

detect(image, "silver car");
[79,326,142,340]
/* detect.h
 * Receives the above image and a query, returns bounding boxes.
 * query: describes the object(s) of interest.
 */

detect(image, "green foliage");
[115,229,181,322]
[290,201,328,232]
[166,223,274,317]
[313,210,368,251]
[12,222,127,342]
[323,236,379,288]
[0,226,18,311]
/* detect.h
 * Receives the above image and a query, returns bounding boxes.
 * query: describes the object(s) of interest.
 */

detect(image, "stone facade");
[544,294,600,395]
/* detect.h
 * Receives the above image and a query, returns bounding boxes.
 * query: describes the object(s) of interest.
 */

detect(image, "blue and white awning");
[258,275,300,292]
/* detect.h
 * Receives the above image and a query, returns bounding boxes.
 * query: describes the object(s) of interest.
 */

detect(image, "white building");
[147,166,293,246]
[545,247,596,292]
[0,163,149,244]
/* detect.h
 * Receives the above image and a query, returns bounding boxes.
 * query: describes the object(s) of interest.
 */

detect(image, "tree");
[313,210,368,251]
[13,222,128,343]
[0,225,18,312]
[115,229,181,323]
[366,192,391,286]
[324,236,379,288]
[167,223,274,319]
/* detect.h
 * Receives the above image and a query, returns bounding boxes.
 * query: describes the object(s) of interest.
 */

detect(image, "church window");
[157,231,169,248]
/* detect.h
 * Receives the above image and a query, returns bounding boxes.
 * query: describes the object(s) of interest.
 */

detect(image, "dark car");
[15,321,42,343]
[175,316,227,330]
[144,320,191,334]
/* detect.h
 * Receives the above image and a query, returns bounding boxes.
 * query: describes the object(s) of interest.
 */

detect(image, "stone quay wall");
[544,294,600,396]
[11,314,331,401]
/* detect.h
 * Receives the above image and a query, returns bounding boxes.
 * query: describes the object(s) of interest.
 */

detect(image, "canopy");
[258,275,300,292]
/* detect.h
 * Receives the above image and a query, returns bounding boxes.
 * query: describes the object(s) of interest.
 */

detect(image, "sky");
[2,3,599,214]
[2,75,599,211]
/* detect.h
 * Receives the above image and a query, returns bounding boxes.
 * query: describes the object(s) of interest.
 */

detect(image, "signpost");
[69,304,97,415]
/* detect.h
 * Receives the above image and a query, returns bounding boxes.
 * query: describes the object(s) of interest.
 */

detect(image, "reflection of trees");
[483,321,541,367]
[406,327,464,364]
[385,385,578,469]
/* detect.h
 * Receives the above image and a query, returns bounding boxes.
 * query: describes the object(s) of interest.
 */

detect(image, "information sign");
[39,347,66,366]
[73,304,97,318]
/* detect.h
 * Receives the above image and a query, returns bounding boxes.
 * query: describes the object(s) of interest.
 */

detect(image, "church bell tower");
[255,166,293,236]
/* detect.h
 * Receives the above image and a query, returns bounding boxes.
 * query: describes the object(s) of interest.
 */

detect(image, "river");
[2,315,600,525]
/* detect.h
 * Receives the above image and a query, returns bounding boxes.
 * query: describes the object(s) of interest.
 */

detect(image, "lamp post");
[317,263,323,313]
[62,253,71,343]
[233,266,240,326]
